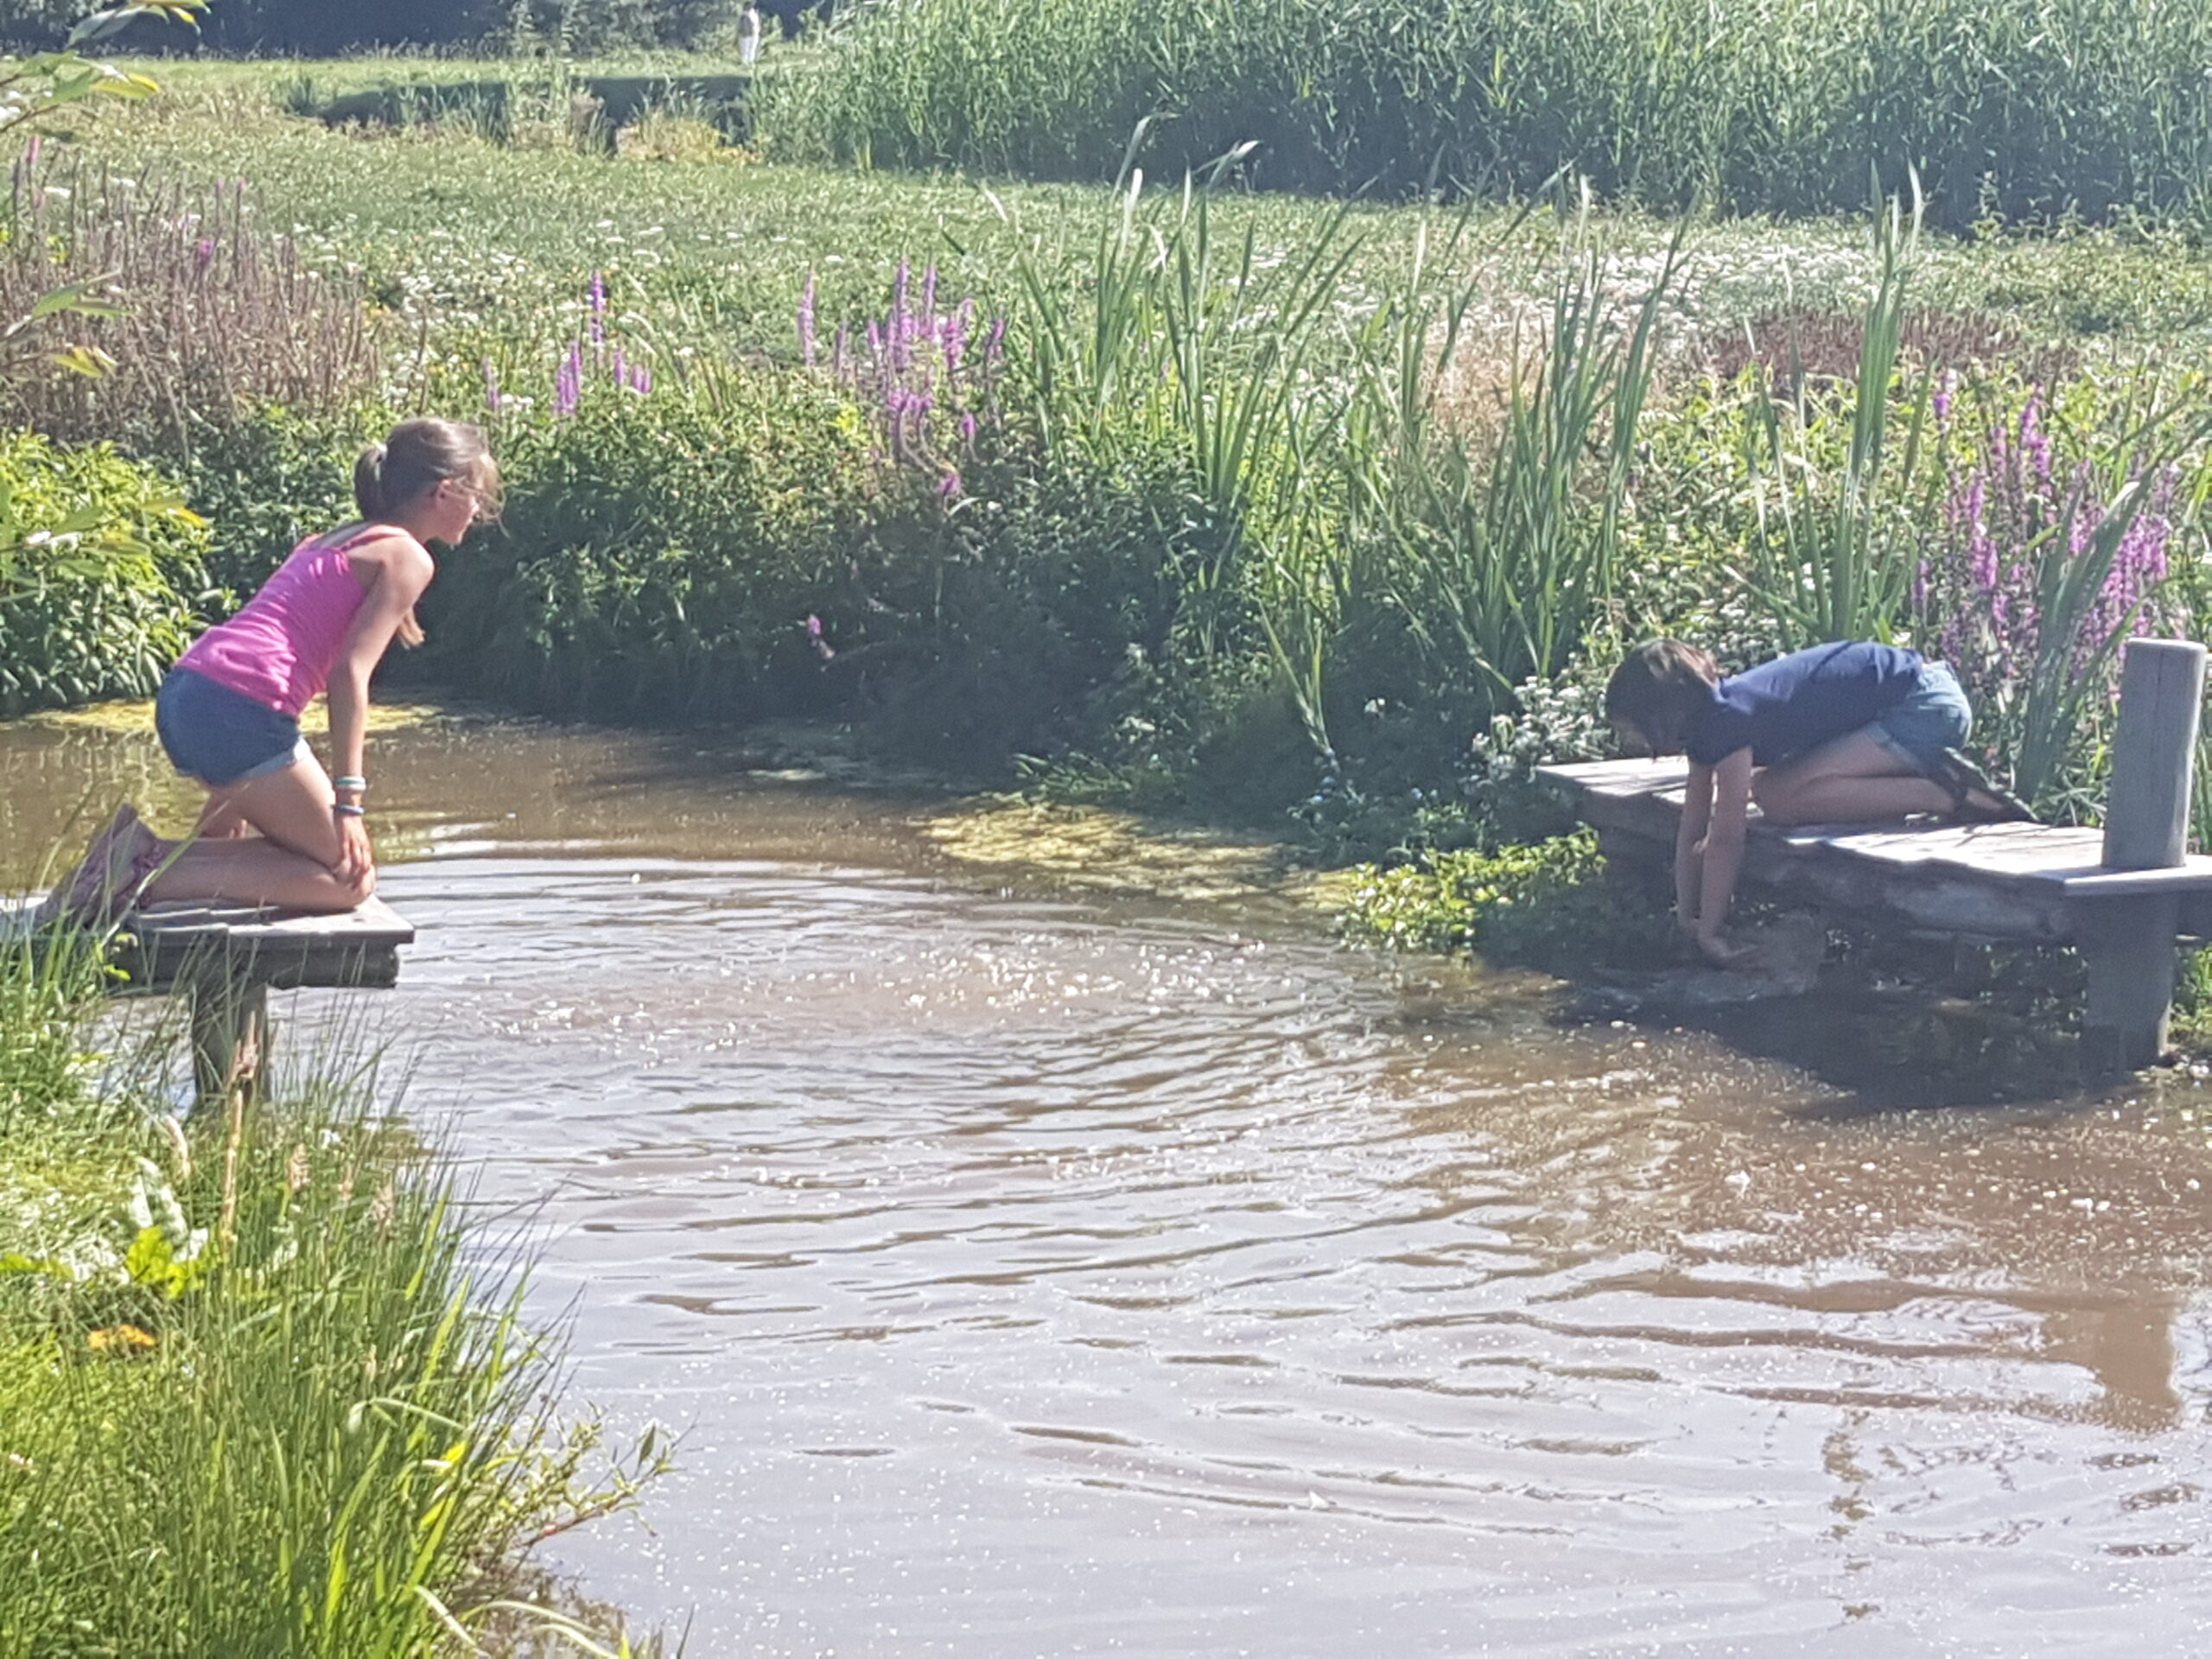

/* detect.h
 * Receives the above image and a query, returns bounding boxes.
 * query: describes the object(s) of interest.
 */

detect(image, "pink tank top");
[176,530,378,718]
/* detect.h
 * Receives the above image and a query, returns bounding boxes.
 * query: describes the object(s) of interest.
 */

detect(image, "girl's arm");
[1675,760,1715,937]
[1692,747,1754,961]
[325,535,435,880]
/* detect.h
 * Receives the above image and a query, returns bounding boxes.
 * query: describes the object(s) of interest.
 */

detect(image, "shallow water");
[7,706,2212,1656]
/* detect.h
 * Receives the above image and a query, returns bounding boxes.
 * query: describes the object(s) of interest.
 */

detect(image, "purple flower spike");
[799,273,818,367]
[483,359,503,416]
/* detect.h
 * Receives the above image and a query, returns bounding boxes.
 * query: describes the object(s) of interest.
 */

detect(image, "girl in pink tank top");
[42,420,500,925]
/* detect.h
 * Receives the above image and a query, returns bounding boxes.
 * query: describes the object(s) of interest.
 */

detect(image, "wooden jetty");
[111,898,416,1112]
[1538,639,2212,1073]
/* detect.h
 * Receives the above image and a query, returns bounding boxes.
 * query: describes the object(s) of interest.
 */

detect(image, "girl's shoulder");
[321,523,432,571]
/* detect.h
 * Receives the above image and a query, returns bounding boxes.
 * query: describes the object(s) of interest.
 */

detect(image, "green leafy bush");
[178,404,370,603]
[0,430,210,717]
[425,377,876,721]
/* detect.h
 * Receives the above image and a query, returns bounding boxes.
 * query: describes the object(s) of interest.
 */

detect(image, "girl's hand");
[332,811,374,885]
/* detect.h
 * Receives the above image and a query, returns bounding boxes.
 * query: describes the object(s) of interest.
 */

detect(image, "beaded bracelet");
[334,775,369,792]
[334,803,367,818]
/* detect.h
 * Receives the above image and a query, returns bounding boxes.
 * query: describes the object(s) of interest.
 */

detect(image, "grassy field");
[72,56,2212,382]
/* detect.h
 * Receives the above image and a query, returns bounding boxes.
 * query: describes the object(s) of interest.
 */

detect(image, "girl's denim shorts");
[155,667,311,788]
[1860,661,1972,772]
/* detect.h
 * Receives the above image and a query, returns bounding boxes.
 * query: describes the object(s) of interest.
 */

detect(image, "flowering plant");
[801,259,1005,502]
[1916,377,2209,812]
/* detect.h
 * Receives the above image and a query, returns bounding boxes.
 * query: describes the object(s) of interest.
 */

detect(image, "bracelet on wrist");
[334,803,366,818]
[334,776,368,792]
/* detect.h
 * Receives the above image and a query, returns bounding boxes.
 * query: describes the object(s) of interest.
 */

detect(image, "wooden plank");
[113,896,415,993]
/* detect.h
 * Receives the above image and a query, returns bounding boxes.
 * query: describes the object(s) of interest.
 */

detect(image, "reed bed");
[753,0,2212,226]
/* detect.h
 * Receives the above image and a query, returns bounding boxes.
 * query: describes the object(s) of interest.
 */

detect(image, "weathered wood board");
[111,896,416,992]
[1537,758,2212,944]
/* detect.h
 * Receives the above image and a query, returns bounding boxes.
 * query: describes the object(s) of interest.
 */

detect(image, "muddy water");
[7,706,2212,1656]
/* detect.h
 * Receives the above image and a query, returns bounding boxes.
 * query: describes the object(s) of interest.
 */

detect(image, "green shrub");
[853,442,1226,773]
[178,404,371,604]
[0,431,210,718]
[425,377,876,721]
[1341,830,1675,975]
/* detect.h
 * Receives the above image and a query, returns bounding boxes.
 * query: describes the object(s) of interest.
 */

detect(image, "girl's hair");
[350,419,498,648]
[353,418,499,524]
[1605,639,1721,754]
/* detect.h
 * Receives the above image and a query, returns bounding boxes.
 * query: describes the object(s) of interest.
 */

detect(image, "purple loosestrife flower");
[590,270,607,353]
[799,274,817,367]
[483,360,503,416]
[805,613,836,661]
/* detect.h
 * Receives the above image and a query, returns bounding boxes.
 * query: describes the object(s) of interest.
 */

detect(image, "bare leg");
[194,794,257,840]
[143,756,372,912]
[1752,730,1955,827]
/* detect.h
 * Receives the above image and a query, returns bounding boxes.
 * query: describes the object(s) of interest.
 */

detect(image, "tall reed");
[758,0,2212,227]
[1356,213,1676,702]
[1738,194,1935,651]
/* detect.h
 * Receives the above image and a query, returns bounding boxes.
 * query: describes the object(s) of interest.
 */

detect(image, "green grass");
[0,928,663,1654]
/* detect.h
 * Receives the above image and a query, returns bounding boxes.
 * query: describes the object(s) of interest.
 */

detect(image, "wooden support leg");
[190,975,269,1117]
[2077,893,2178,1075]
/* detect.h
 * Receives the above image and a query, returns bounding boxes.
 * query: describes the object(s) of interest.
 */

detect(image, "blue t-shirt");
[1686,641,1924,766]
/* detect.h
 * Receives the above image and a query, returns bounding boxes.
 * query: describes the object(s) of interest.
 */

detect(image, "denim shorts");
[1859,661,1972,772]
[155,667,311,788]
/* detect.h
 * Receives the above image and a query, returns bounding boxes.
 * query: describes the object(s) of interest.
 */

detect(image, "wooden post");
[2080,639,2208,1072]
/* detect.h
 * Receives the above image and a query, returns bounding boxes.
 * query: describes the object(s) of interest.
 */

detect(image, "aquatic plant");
[0,926,666,1653]
[1736,194,1935,653]
[755,0,2212,227]
[537,270,655,421]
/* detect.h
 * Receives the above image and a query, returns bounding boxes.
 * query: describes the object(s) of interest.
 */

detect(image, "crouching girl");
[1604,639,2031,966]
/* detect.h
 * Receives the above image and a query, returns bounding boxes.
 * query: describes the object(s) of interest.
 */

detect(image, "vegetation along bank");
[10,46,2212,1025]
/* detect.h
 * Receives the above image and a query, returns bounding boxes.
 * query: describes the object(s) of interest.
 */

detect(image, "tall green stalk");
[1741,188,1933,649]
[1357,213,1679,702]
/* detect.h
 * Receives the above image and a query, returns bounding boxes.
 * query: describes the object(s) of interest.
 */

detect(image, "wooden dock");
[2,896,417,1113]
[1541,639,2212,1073]
[121,897,416,1112]
[1536,756,2212,945]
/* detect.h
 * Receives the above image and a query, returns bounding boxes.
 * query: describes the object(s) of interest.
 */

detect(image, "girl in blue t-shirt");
[1603,639,2032,965]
